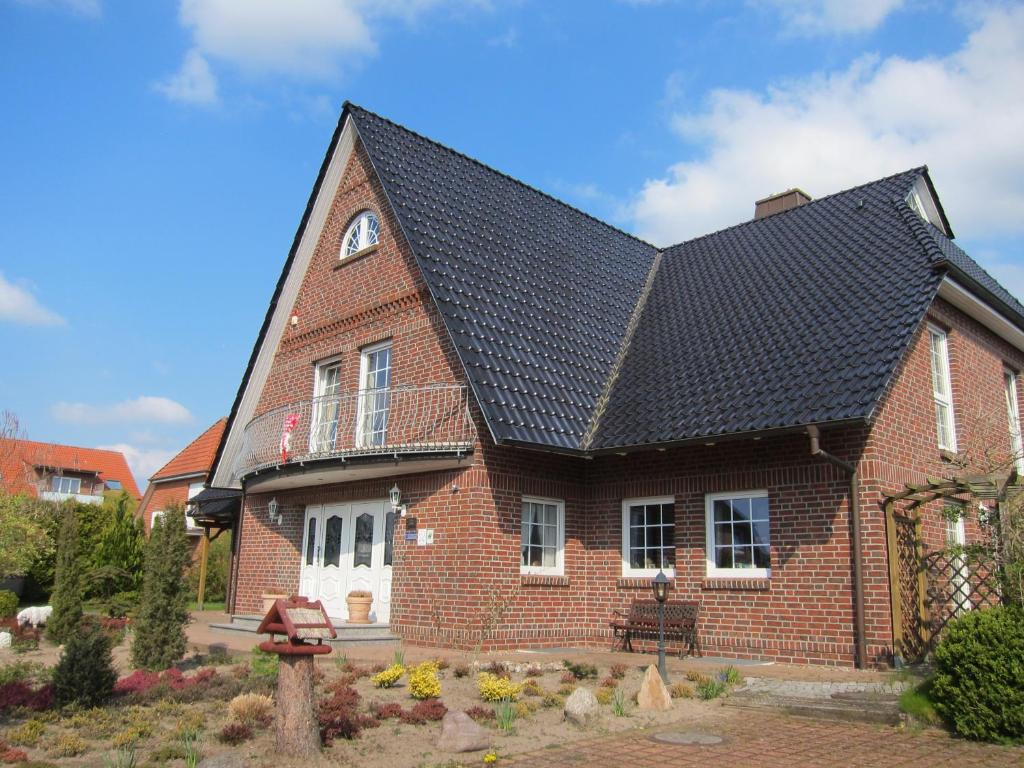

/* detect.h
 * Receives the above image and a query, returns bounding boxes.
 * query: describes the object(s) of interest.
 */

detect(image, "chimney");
[754,188,812,220]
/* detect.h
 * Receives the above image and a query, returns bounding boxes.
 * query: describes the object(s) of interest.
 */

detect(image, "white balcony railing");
[232,384,475,482]
[40,491,105,505]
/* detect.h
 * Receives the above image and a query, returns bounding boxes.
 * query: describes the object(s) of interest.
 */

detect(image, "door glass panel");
[384,512,395,567]
[354,512,374,568]
[305,518,317,566]
[323,515,343,567]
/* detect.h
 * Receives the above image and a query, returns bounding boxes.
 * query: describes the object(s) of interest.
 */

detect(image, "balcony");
[39,491,105,505]
[233,384,475,491]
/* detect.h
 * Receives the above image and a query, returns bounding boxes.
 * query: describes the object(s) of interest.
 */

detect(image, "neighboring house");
[0,439,140,504]
[205,103,1024,668]
[137,419,227,542]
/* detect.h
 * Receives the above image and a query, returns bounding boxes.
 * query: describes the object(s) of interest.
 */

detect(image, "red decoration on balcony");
[279,413,300,464]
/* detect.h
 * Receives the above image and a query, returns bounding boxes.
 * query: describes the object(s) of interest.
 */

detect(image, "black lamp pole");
[652,570,669,683]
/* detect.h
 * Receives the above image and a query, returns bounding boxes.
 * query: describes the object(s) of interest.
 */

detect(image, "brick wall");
[229,134,1024,666]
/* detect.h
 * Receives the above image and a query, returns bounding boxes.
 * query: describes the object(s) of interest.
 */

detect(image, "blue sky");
[2,0,1022,485]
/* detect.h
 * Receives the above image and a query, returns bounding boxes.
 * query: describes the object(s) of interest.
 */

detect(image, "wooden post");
[197,530,210,611]
[276,655,320,757]
[914,516,930,650]
[884,500,903,662]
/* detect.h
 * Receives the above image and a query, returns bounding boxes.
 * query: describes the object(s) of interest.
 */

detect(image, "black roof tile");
[343,105,1024,453]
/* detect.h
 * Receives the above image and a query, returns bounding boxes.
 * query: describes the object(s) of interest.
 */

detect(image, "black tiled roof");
[591,170,943,448]
[344,104,1023,453]
[349,105,658,449]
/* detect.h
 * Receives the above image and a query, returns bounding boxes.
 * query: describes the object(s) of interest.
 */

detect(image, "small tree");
[131,504,191,670]
[47,505,83,645]
[91,491,145,597]
[0,494,52,579]
[53,617,117,708]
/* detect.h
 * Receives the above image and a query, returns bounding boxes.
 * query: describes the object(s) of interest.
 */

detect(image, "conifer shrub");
[931,606,1024,743]
[0,591,17,619]
[131,507,191,670]
[52,618,117,708]
[46,508,83,645]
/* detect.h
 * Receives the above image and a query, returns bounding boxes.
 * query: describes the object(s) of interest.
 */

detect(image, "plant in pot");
[346,590,373,624]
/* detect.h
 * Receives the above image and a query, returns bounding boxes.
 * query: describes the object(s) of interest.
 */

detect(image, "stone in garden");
[637,664,673,712]
[198,755,248,768]
[564,686,600,726]
[437,710,491,753]
[0,631,11,648]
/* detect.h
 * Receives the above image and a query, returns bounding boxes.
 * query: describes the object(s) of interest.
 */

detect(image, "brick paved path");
[502,710,1023,768]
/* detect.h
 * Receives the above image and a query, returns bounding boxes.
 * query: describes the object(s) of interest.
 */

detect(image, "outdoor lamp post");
[652,569,669,683]
[267,497,280,525]
[389,483,407,516]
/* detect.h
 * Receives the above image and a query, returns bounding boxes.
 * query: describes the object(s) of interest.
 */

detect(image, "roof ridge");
[4,437,128,456]
[661,166,926,254]
[151,417,226,480]
[345,102,659,251]
[895,197,946,265]
[580,251,664,451]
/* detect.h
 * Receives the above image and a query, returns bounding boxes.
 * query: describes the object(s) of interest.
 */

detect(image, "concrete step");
[209,615,400,645]
[724,689,902,726]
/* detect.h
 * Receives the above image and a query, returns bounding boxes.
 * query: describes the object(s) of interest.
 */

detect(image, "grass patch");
[899,680,941,726]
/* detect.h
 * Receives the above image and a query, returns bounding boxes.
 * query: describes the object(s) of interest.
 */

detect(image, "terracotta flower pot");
[346,592,373,624]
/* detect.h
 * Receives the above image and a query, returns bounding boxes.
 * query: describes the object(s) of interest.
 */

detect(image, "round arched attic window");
[341,210,380,259]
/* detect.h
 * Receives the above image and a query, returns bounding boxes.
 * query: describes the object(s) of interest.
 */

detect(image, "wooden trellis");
[884,473,1018,663]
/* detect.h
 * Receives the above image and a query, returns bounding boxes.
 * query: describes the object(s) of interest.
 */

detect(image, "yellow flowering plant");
[408,661,442,699]
[477,672,522,702]
[371,664,405,689]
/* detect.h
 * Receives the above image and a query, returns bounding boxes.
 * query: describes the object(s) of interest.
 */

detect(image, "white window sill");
[706,568,770,580]
[621,569,676,579]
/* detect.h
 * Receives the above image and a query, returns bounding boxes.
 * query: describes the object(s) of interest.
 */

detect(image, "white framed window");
[356,341,391,448]
[928,324,957,451]
[520,496,564,575]
[1005,370,1024,475]
[311,357,343,452]
[341,210,380,259]
[621,497,675,576]
[51,476,81,495]
[906,188,927,221]
[705,490,771,579]
[185,481,204,532]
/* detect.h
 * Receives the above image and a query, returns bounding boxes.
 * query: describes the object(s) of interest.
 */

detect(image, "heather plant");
[131,506,191,670]
[52,619,117,708]
[47,506,83,645]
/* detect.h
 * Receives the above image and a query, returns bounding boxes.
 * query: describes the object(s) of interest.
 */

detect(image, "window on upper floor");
[521,497,564,575]
[1005,369,1024,474]
[51,476,81,495]
[705,490,771,579]
[311,358,343,453]
[928,325,957,451]
[622,497,675,577]
[105,479,122,491]
[907,188,927,221]
[341,211,380,259]
[356,341,392,448]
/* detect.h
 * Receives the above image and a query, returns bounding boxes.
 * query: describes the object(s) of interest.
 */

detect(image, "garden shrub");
[0,681,54,713]
[521,678,543,697]
[113,670,162,696]
[229,692,274,727]
[46,733,87,758]
[562,660,598,680]
[0,661,48,687]
[609,663,627,680]
[370,664,404,688]
[599,676,617,689]
[11,625,40,653]
[931,605,1024,743]
[0,741,29,765]
[670,682,694,699]
[408,661,441,700]
[0,591,17,619]
[595,687,613,705]
[514,700,538,718]
[6,719,45,746]
[556,683,575,697]
[52,620,117,708]
[477,672,522,702]
[368,701,403,720]
[695,677,727,700]
[540,692,564,709]
[131,507,191,670]
[218,722,253,745]
[408,699,447,722]
[483,661,509,679]
[464,705,496,722]
[318,685,375,744]
[453,662,471,679]
[559,671,575,684]
[47,507,83,646]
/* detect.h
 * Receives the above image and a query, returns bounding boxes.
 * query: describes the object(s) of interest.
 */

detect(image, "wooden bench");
[609,600,702,658]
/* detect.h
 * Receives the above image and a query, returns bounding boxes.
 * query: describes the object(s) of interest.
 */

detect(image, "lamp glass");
[389,483,401,510]
[267,497,279,520]
[652,569,669,603]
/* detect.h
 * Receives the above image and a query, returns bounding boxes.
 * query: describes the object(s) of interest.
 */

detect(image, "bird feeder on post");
[257,597,336,757]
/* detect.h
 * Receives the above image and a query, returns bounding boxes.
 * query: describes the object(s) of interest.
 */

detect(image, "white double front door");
[299,500,395,623]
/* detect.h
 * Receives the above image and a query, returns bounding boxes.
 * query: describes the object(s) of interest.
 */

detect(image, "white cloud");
[100,443,176,484]
[13,0,101,17]
[488,26,518,47]
[158,0,483,103]
[627,5,1024,248]
[0,272,66,326]
[52,396,193,425]
[757,0,905,35]
[154,48,219,105]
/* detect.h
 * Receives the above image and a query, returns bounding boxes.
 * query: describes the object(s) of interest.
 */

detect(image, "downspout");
[807,425,866,669]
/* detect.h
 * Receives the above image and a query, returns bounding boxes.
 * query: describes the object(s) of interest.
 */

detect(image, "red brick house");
[0,439,140,503]
[206,104,1024,667]
[137,418,226,544]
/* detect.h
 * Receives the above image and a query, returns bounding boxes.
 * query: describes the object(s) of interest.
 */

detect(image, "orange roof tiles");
[0,439,141,499]
[150,418,226,482]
